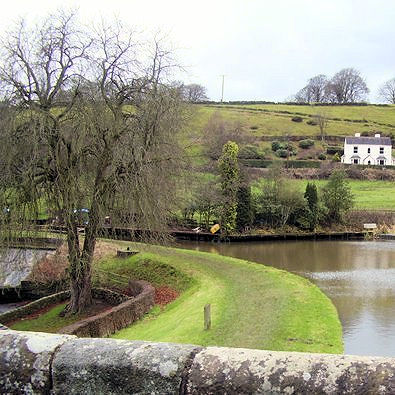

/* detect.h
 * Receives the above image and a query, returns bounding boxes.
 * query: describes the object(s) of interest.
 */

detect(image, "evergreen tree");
[304,183,318,231]
[236,184,254,231]
[218,141,239,234]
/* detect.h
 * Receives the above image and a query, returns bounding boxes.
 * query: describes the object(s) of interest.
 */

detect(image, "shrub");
[276,149,289,158]
[322,170,354,223]
[332,152,341,162]
[291,116,303,122]
[346,166,365,179]
[318,153,327,160]
[326,146,343,155]
[271,141,281,151]
[238,144,263,159]
[298,139,315,149]
[250,125,259,130]
[306,120,318,126]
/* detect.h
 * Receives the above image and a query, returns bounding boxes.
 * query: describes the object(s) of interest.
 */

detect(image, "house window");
[380,147,384,154]
[368,160,371,165]
[353,159,359,164]
[367,147,371,154]
[353,146,358,153]
[379,159,385,165]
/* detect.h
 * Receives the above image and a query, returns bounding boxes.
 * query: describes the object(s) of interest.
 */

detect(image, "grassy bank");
[112,243,343,354]
[8,240,343,353]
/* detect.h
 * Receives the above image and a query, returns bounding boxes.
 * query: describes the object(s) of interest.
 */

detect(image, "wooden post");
[204,304,211,330]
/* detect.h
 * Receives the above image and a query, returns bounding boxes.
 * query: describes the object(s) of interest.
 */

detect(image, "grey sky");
[1,0,394,102]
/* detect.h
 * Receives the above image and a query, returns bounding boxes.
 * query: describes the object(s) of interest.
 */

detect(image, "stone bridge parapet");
[1,330,394,394]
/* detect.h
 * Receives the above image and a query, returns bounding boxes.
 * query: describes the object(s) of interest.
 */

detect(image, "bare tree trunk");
[64,220,93,315]
[66,196,102,314]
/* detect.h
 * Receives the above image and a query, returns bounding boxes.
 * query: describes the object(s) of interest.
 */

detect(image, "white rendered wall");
[343,140,392,165]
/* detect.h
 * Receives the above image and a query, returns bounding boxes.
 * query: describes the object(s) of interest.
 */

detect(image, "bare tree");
[326,68,369,103]
[313,112,328,142]
[307,75,328,103]
[294,86,312,103]
[379,78,395,104]
[202,112,253,159]
[183,83,208,102]
[295,75,328,103]
[0,11,186,314]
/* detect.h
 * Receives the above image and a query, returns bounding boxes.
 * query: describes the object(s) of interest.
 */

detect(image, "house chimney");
[355,133,361,137]
[375,133,381,138]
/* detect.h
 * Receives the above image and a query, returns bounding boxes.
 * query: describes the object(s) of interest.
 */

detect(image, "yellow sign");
[210,224,220,234]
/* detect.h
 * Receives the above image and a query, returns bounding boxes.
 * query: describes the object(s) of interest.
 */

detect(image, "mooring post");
[204,304,211,330]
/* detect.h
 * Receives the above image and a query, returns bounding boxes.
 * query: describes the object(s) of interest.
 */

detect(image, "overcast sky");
[1,0,395,102]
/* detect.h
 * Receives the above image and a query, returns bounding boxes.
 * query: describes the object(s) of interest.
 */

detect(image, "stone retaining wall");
[0,291,70,324]
[1,330,394,394]
[0,284,153,338]
[59,281,154,338]
[0,237,63,249]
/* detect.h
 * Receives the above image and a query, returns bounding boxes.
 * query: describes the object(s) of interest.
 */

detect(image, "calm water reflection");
[178,240,395,357]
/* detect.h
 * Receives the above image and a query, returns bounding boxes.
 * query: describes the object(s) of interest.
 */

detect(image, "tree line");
[185,141,354,234]
[294,68,395,104]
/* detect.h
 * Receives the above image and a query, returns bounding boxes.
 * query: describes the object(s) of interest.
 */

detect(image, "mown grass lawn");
[10,303,73,333]
[112,243,343,354]
[253,178,395,210]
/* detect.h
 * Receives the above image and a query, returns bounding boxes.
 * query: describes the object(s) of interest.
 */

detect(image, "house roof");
[345,136,392,146]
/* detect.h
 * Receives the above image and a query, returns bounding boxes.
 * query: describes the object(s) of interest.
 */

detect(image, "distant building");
[341,133,394,166]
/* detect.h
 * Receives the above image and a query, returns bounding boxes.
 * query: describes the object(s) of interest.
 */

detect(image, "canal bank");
[177,239,395,357]
[111,243,343,354]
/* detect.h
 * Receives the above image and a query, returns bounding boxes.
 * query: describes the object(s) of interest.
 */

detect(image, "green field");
[253,178,395,210]
[189,103,395,138]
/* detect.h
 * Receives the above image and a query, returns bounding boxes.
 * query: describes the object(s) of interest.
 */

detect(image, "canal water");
[178,240,395,357]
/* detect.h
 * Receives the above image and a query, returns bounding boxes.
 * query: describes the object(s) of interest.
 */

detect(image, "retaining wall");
[59,281,154,338]
[1,330,394,394]
[0,282,154,338]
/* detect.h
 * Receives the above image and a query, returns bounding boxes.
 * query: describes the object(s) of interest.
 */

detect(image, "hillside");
[191,103,395,139]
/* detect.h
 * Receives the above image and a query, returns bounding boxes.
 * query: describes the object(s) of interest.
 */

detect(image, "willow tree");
[0,11,186,313]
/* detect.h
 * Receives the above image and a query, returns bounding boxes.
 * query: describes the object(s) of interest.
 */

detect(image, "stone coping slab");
[1,330,394,394]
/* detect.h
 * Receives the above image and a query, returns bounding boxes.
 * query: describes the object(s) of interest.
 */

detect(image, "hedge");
[326,146,344,155]
[240,159,322,169]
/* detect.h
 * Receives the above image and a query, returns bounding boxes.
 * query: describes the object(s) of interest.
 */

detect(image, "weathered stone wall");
[59,281,154,338]
[0,284,151,339]
[1,330,394,394]
[0,291,70,324]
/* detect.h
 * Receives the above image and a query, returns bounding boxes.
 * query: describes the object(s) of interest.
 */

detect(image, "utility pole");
[220,75,225,102]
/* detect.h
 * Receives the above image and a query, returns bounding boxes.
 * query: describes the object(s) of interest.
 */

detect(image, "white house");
[341,133,394,166]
